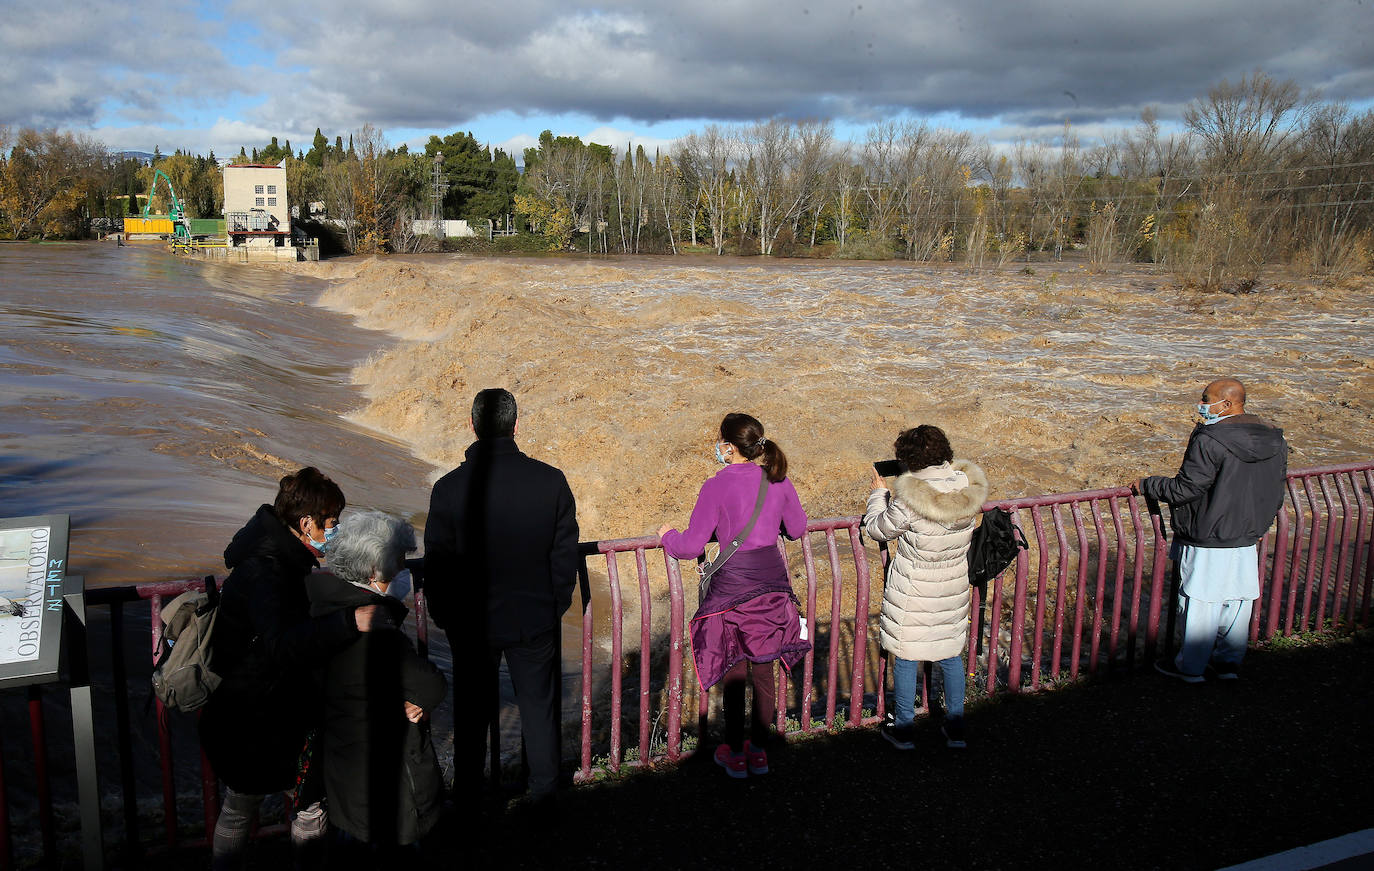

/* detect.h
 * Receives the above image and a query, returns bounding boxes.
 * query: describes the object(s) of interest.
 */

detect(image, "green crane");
[141,169,191,239]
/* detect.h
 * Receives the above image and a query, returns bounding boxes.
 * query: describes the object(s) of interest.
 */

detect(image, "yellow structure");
[122,216,174,236]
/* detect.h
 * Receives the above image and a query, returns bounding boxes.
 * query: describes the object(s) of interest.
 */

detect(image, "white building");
[222,161,290,248]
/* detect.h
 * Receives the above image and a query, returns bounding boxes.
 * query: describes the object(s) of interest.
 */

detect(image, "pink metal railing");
[2,463,1368,866]
[573,462,1374,779]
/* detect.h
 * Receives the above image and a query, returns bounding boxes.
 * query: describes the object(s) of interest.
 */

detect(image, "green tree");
[306,128,329,168]
[0,127,104,238]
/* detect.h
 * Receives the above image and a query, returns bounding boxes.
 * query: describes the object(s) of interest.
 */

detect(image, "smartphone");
[873,459,902,477]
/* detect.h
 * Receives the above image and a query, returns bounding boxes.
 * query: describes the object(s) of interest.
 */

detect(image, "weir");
[0,462,1370,867]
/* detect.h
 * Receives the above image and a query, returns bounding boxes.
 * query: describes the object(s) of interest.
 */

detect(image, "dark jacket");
[198,504,359,794]
[1142,414,1288,548]
[306,573,447,846]
[423,437,579,644]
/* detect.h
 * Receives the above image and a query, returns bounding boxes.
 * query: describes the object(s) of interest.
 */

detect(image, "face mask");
[308,522,338,552]
[1197,400,1226,424]
[713,442,730,465]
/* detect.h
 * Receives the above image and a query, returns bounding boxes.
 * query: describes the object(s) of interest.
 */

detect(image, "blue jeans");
[892,655,964,728]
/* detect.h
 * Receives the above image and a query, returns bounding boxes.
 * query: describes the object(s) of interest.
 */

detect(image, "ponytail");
[719,412,788,483]
[760,440,788,483]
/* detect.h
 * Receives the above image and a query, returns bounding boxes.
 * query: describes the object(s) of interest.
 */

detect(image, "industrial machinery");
[141,169,191,239]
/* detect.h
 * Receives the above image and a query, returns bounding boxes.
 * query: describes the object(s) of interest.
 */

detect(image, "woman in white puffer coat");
[864,424,988,750]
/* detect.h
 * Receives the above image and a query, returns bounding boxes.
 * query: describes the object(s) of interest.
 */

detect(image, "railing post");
[1144,500,1169,662]
[27,687,54,861]
[663,556,684,763]
[1067,502,1091,681]
[634,548,653,765]
[604,553,625,773]
[847,525,870,726]
[798,534,820,733]
[1006,509,1030,693]
[0,722,9,871]
[578,555,595,781]
[1267,504,1291,639]
[150,594,177,847]
[109,601,141,857]
[1361,471,1374,628]
[1285,478,1306,635]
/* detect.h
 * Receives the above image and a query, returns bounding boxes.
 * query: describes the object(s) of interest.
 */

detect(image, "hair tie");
[755,437,767,448]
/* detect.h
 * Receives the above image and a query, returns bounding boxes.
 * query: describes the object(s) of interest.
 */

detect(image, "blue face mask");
[311,523,339,553]
[1197,400,1226,424]
[713,442,729,465]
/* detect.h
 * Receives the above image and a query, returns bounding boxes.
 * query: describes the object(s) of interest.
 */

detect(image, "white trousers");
[1174,596,1253,676]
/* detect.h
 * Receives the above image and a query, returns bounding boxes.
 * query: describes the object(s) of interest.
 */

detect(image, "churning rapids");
[3,242,1372,590]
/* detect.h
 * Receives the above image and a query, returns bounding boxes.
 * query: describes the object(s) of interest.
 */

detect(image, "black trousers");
[453,628,563,799]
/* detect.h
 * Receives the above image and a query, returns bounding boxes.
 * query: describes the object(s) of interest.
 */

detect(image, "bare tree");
[860,120,905,241]
[675,125,736,255]
[1180,71,1310,288]
[323,155,359,252]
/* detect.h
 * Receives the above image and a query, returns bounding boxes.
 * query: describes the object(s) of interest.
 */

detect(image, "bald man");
[1139,378,1288,682]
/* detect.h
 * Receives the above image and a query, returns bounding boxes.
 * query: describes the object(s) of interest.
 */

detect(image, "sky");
[4,0,1372,160]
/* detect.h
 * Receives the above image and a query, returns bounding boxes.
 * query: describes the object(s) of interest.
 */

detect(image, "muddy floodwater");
[0,242,433,586]
[4,244,1371,587]
[301,254,1373,549]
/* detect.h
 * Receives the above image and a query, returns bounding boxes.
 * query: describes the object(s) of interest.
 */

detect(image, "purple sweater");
[661,463,808,559]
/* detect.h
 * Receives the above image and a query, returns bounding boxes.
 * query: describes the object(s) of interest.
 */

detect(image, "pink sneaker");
[713,744,747,779]
[744,741,769,775]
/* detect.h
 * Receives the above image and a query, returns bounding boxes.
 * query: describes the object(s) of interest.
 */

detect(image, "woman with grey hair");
[305,510,447,859]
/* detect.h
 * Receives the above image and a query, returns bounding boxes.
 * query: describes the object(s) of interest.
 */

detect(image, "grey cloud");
[1,0,251,128]
[266,0,1367,129]
[6,0,1371,149]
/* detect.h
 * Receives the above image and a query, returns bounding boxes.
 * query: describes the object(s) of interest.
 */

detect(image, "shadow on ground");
[138,631,1374,870]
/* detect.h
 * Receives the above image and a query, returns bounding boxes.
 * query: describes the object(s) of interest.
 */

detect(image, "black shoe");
[881,721,915,750]
[1210,662,1241,681]
[1155,659,1205,683]
[941,718,967,749]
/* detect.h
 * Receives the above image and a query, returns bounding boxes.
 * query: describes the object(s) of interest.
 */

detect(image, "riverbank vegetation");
[2,72,1370,291]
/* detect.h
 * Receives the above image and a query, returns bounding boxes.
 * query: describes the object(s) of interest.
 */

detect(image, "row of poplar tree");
[2,72,1371,290]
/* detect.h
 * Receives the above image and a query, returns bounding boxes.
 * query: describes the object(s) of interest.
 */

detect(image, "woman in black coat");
[201,468,384,869]
[306,510,447,857]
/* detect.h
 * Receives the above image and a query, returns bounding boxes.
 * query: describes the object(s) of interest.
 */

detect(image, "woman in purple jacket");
[658,412,811,779]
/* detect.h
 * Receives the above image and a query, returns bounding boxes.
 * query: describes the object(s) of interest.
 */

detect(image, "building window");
[256,197,265,206]
[267,185,277,194]
[254,185,264,194]
[267,198,277,206]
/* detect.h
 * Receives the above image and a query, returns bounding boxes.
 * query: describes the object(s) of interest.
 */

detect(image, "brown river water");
[4,243,1372,587]
[302,253,1373,546]
[0,242,433,586]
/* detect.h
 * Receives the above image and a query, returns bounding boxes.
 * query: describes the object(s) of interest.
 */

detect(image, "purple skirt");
[690,546,811,690]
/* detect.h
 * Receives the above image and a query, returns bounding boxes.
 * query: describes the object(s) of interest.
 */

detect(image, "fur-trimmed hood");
[891,460,989,526]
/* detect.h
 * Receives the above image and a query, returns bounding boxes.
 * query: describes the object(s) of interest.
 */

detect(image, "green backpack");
[150,577,222,712]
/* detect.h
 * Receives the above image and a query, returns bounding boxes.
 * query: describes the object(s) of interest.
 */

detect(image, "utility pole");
[430,153,448,240]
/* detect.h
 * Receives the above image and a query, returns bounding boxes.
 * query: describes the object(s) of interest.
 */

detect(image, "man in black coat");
[1139,377,1288,682]
[423,388,579,810]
